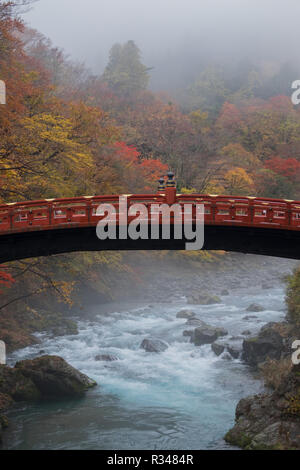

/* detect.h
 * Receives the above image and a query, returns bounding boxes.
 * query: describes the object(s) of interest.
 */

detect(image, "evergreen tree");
[103,40,150,96]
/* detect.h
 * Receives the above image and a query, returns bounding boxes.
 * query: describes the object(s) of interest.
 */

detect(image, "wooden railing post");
[211,201,216,222]
[48,204,52,226]
[28,210,34,227]
[67,207,73,223]
[9,209,13,230]
[286,203,292,227]
[267,207,273,223]
[230,204,235,220]
[249,201,254,223]
[87,201,92,223]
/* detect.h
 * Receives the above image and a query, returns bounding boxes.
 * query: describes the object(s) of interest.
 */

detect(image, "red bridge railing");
[0,192,299,235]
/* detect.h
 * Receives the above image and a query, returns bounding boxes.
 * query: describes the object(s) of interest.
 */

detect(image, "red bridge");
[0,189,299,262]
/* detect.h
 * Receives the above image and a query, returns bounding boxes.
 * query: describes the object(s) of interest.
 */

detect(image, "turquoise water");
[4,286,286,450]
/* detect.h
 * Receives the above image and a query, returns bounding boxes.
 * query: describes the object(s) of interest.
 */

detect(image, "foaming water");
[4,286,286,450]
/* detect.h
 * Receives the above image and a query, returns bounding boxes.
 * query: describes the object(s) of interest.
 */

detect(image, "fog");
[24,0,300,90]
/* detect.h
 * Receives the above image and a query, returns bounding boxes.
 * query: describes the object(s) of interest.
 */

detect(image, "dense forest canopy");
[1,0,300,202]
[0,0,299,318]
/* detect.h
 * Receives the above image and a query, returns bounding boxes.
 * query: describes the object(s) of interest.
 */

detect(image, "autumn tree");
[224,167,254,195]
[264,156,300,182]
[23,27,89,98]
[221,143,260,171]
[95,142,168,194]
[255,169,295,199]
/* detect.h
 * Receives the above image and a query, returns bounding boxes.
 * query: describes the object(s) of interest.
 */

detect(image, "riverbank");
[225,266,300,449]
[225,362,300,449]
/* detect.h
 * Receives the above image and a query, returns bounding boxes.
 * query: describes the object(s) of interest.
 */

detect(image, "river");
[3,277,288,450]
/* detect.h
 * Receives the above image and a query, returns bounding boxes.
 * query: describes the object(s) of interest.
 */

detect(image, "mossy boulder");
[192,324,228,346]
[176,310,196,320]
[15,356,97,398]
[187,292,221,305]
[0,356,98,443]
[0,365,40,402]
[242,323,287,366]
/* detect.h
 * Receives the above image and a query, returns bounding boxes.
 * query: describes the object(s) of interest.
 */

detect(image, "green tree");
[103,40,150,97]
[187,66,229,114]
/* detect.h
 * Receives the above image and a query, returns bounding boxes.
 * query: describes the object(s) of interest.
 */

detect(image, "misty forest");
[0,0,300,451]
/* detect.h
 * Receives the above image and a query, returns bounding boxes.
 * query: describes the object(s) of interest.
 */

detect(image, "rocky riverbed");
[0,253,298,449]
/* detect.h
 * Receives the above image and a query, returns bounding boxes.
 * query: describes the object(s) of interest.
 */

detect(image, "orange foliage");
[0,267,15,293]
[265,157,300,181]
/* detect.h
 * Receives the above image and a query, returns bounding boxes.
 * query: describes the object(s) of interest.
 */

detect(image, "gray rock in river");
[185,318,207,327]
[95,354,118,362]
[227,345,241,359]
[211,342,225,356]
[140,338,168,353]
[211,341,241,359]
[192,324,228,346]
[187,292,222,305]
[242,330,252,336]
[176,310,196,319]
[243,315,258,321]
[183,330,194,338]
[246,303,265,313]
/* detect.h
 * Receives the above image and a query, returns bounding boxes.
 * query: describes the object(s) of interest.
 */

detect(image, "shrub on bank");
[286,267,300,326]
[259,358,292,390]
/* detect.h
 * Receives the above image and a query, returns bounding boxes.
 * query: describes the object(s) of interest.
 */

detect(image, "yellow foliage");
[0,112,95,201]
[224,167,254,195]
[221,143,260,171]
[180,187,197,194]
